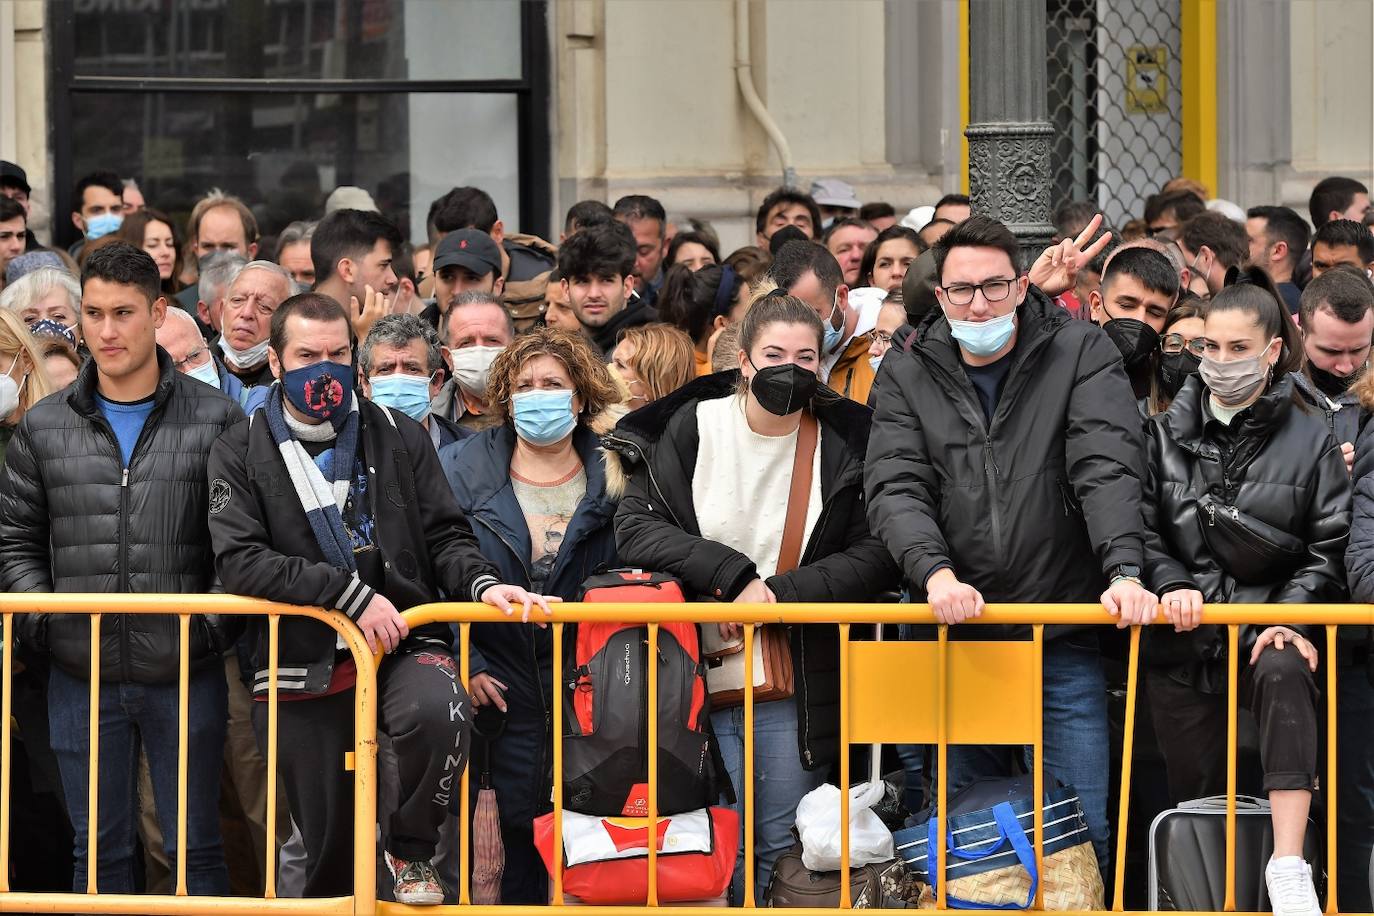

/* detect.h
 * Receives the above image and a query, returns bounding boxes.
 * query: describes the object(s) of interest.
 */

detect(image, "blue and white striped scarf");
[264,386,361,572]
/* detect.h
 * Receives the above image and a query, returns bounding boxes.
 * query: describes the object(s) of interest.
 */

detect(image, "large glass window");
[53,0,548,246]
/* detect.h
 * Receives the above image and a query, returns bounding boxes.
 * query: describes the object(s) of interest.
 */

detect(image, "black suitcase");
[1148,795,1323,911]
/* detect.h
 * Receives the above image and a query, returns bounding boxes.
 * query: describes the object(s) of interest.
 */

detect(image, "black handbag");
[1195,493,1307,585]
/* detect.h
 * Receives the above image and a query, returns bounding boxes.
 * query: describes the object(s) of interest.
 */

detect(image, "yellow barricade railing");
[0,598,1364,916]
[0,594,378,916]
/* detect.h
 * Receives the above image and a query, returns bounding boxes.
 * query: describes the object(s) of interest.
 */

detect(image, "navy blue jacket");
[438,422,618,705]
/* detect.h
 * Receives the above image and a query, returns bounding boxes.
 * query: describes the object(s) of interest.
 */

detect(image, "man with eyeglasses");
[217,261,294,388]
[158,306,268,414]
[1142,189,1205,242]
[866,215,1156,875]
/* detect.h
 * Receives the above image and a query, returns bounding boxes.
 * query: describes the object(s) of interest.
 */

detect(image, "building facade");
[0,0,1370,251]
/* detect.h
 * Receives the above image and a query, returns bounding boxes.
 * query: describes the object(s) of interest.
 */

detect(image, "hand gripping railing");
[376,602,1370,916]
[0,593,377,916]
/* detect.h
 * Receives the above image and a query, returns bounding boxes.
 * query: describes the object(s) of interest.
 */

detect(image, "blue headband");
[712,265,738,318]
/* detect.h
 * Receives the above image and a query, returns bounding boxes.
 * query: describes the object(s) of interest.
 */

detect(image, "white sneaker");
[1266,855,1320,916]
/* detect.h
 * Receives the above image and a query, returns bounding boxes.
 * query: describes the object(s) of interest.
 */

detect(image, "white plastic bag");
[794,780,895,871]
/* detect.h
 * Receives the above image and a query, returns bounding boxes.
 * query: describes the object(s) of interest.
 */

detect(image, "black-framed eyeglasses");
[1160,333,1206,356]
[939,279,1015,307]
[172,347,209,371]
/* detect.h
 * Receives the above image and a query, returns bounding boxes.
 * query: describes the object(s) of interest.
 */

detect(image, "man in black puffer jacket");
[865,217,1158,872]
[0,242,244,895]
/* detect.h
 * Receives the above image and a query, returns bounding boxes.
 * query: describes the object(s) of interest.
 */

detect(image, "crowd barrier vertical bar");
[86,613,102,895]
[263,614,279,899]
[646,622,660,907]
[1224,624,1239,912]
[175,614,191,896]
[1111,627,1142,911]
[743,622,756,908]
[1032,624,1044,911]
[350,621,379,913]
[459,621,472,906]
[936,623,949,910]
[552,621,565,906]
[0,613,13,893]
[1326,624,1338,914]
[839,623,852,909]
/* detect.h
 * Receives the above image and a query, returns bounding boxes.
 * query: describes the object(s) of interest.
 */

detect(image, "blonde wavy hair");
[617,323,696,402]
[0,309,55,416]
[486,327,621,424]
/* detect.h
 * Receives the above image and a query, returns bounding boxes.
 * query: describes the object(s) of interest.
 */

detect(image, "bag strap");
[776,411,818,575]
[927,802,1039,910]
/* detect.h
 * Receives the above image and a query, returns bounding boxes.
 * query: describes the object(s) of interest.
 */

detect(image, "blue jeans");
[48,664,230,895]
[944,638,1110,873]
[712,700,826,905]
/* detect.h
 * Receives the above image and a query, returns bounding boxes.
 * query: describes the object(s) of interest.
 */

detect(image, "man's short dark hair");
[858,202,896,222]
[934,193,971,212]
[311,209,404,285]
[932,215,1021,279]
[1313,219,1374,264]
[1300,264,1374,325]
[564,199,614,236]
[755,187,822,236]
[81,239,161,304]
[769,240,845,299]
[270,292,351,355]
[1100,246,1179,300]
[1143,189,1206,226]
[1180,211,1247,268]
[1054,200,1097,239]
[430,186,499,235]
[612,195,667,237]
[0,197,24,224]
[1310,176,1369,227]
[72,170,123,210]
[557,221,636,281]
[1246,205,1310,272]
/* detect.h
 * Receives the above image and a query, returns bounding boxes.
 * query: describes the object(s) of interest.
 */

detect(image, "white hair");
[0,266,81,315]
[160,306,205,340]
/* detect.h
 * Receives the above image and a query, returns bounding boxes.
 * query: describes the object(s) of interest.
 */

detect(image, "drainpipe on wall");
[734,0,797,189]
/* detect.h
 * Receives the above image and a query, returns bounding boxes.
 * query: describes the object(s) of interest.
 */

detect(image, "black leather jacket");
[0,348,245,683]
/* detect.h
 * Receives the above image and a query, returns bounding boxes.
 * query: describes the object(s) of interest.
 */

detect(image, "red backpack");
[563,570,722,817]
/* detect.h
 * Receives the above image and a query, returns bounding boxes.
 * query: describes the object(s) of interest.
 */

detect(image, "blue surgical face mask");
[512,388,577,446]
[868,354,884,374]
[84,212,123,241]
[822,293,844,354]
[282,359,354,424]
[186,357,221,390]
[945,310,1016,357]
[369,372,433,422]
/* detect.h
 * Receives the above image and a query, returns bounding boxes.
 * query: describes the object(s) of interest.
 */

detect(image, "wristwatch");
[1108,564,1143,586]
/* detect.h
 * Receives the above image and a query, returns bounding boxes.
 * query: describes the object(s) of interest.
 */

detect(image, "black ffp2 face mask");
[1103,317,1161,369]
[1157,349,1201,399]
[747,361,819,416]
[1309,363,1363,399]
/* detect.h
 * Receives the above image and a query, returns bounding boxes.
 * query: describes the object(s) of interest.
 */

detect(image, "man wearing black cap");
[0,162,40,253]
[418,229,505,329]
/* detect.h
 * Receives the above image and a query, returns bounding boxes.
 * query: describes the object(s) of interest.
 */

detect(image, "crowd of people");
[2,158,1374,915]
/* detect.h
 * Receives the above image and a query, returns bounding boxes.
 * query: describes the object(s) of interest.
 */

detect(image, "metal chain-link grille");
[1046,0,1184,231]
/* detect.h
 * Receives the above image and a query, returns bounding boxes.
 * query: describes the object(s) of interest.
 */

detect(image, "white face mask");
[218,335,270,370]
[186,356,221,390]
[449,345,504,398]
[0,353,25,421]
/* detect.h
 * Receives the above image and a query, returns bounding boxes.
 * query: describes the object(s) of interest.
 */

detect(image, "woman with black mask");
[1088,247,1180,401]
[603,292,899,904]
[1150,293,1205,414]
[1142,272,1349,916]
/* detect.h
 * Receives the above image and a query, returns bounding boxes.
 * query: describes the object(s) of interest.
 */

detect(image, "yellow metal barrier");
[376,602,1370,916]
[0,594,378,916]
[0,599,1361,915]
